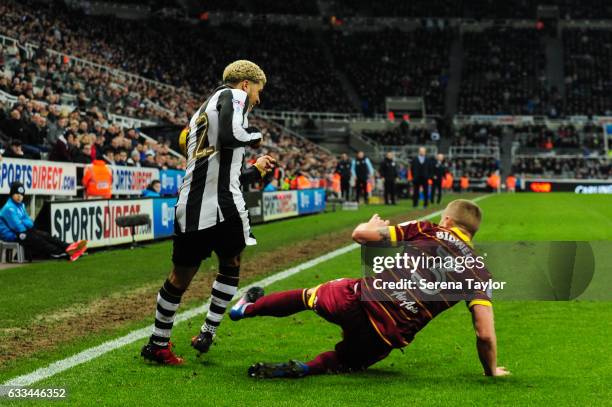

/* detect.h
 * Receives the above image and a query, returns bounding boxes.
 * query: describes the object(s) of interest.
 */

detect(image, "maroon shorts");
[311,278,392,371]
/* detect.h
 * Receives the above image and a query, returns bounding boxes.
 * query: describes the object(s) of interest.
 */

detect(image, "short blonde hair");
[222,60,267,85]
[443,199,482,236]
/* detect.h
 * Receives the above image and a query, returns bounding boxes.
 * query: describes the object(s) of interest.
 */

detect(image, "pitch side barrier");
[32,189,326,250]
[520,178,612,194]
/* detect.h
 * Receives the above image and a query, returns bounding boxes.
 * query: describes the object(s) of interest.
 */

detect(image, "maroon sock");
[305,351,341,375]
[244,289,307,317]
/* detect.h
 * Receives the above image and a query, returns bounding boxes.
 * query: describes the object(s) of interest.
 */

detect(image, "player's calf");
[195,255,241,354]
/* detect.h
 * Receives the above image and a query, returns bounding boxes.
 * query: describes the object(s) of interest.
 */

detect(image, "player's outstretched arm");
[352,214,391,244]
[470,304,510,377]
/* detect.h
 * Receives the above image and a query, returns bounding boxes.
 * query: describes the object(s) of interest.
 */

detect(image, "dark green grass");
[2,193,612,406]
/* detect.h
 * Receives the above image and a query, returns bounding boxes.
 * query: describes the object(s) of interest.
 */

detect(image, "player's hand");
[487,366,511,377]
[254,155,276,173]
[368,214,390,227]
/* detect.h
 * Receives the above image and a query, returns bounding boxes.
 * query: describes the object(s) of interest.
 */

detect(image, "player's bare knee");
[169,266,198,290]
[219,255,241,268]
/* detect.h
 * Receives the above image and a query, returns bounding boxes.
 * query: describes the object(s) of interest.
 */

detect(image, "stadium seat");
[0,241,26,264]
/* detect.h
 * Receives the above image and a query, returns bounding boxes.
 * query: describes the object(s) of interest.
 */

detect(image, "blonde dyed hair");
[443,199,482,237]
[222,60,267,85]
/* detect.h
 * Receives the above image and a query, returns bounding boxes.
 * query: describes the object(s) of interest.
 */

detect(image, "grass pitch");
[2,193,611,406]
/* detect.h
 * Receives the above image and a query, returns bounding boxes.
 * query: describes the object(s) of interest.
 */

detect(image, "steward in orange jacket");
[83,160,113,199]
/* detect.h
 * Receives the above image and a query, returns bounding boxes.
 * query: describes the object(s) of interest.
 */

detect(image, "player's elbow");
[351,225,367,243]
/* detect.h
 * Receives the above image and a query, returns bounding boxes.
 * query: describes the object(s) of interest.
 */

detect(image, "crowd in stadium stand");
[512,157,610,179]
[196,0,320,14]
[330,27,451,115]
[0,46,195,126]
[447,157,500,179]
[458,28,557,116]
[328,0,612,18]
[451,124,501,148]
[0,1,351,113]
[0,0,610,188]
[563,29,612,116]
[513,124,606,155]
[0,96,186,169]
[362,124,437,146]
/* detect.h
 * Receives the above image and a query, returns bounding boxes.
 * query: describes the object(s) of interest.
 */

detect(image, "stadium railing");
[376,145,439,163]
[0,89,18,107]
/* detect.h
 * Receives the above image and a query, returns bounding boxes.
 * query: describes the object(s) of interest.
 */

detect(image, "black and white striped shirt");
[175,85,262,240]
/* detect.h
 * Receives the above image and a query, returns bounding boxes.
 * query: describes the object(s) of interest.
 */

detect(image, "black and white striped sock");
[150,279,185,347]
[202,265,239,336]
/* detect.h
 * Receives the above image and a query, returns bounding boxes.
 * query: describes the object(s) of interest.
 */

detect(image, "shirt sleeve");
[366,158,374,175]
[22,210,34,229]
[466,266,493,308]
[239,166,263,185]
[217,89,262,148]
[388,220,423,242]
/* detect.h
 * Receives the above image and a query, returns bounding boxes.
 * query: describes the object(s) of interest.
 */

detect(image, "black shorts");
[172,215,247,267]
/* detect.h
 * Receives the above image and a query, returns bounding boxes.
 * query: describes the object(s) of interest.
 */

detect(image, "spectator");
[3,140,30,159]
[263,179,278,192]
[72,143,93,164]
[115,148,128,166]
[142,180,162,198]
[0,182,88,260]
[128,149,141,167]
[142,152,157,168]
[48,131,78,162]
[102,146,115,165]
[0,109,27,141]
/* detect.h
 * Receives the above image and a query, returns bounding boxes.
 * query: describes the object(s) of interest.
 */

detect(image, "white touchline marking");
[1,195,491,389]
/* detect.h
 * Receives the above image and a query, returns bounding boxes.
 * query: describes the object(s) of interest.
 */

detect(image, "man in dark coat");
[431,153,447,205]
[379,152,398,205]
[335,153,352,201]
[410,147,432,208]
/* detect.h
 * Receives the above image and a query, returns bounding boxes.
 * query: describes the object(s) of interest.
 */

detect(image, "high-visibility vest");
[442,173,453,190]
[487,174,500,189]
[296,175,312,190]
[332,173,341,193]
[460,176,469,190]
[506,176,517,190]
[83,160,112,198]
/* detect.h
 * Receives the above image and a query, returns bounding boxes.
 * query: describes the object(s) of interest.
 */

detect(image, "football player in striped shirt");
[141,60,274,365]
[231,199,510,378]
